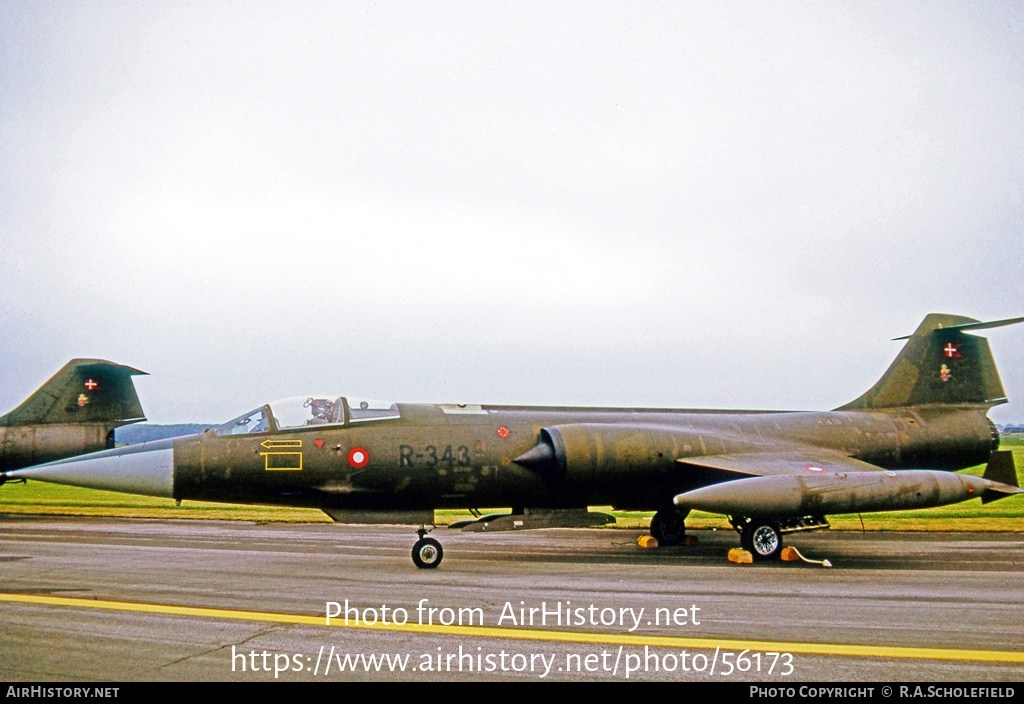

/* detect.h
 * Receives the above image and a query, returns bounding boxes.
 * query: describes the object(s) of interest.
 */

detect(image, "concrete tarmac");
[1,515,1022,682]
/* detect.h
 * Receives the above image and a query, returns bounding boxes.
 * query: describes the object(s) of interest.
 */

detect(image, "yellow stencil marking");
[260,439,303,470]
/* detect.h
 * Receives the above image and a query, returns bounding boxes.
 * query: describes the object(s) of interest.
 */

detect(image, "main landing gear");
[650,508,689,546]
[649,510,786,561]
[736,518,784,561]
[729,515,830,561]
[412,527,443,569]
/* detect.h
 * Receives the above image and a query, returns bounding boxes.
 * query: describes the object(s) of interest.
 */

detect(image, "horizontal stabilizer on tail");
[893,315,1024,340]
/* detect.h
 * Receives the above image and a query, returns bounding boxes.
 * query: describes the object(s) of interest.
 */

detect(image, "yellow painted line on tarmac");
[3,592,1022,664]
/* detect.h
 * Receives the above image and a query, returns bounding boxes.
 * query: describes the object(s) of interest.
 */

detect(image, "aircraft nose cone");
[9,437,177,499]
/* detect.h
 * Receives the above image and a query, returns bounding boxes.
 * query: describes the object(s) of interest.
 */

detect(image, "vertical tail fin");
[837,314,1024,410]
[0,359,147,426]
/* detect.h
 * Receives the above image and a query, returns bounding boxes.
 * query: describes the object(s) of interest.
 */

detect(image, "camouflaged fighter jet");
[3,315,1022,568]
[0,359,147,474]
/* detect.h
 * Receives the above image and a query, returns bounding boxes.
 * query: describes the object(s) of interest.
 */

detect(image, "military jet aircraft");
[0,359,147,476]
[3,315,1022,568]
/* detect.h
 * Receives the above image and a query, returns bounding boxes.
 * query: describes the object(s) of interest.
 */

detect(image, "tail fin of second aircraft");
[837,314,1024,411]
[0,359,147,427]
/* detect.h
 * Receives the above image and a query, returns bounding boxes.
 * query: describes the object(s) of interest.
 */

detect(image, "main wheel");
[412,537,444,569]
[650,509,688,546]
[741,519,783,561]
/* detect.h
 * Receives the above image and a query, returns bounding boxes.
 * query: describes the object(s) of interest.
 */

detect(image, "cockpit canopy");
[213,396,400,436]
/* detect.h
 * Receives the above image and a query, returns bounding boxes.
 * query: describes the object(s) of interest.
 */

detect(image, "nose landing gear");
[412,527,443,569]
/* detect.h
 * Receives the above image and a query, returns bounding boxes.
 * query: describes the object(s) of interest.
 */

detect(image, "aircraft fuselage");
[169,403,996,512]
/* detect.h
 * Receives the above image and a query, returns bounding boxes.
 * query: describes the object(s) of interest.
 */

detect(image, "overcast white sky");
[2,1,1022,425]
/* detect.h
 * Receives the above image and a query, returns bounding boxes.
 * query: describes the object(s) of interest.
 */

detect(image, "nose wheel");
[412,527,443,569]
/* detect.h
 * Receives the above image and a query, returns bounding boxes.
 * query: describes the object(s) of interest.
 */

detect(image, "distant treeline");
[116,424,214,444]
